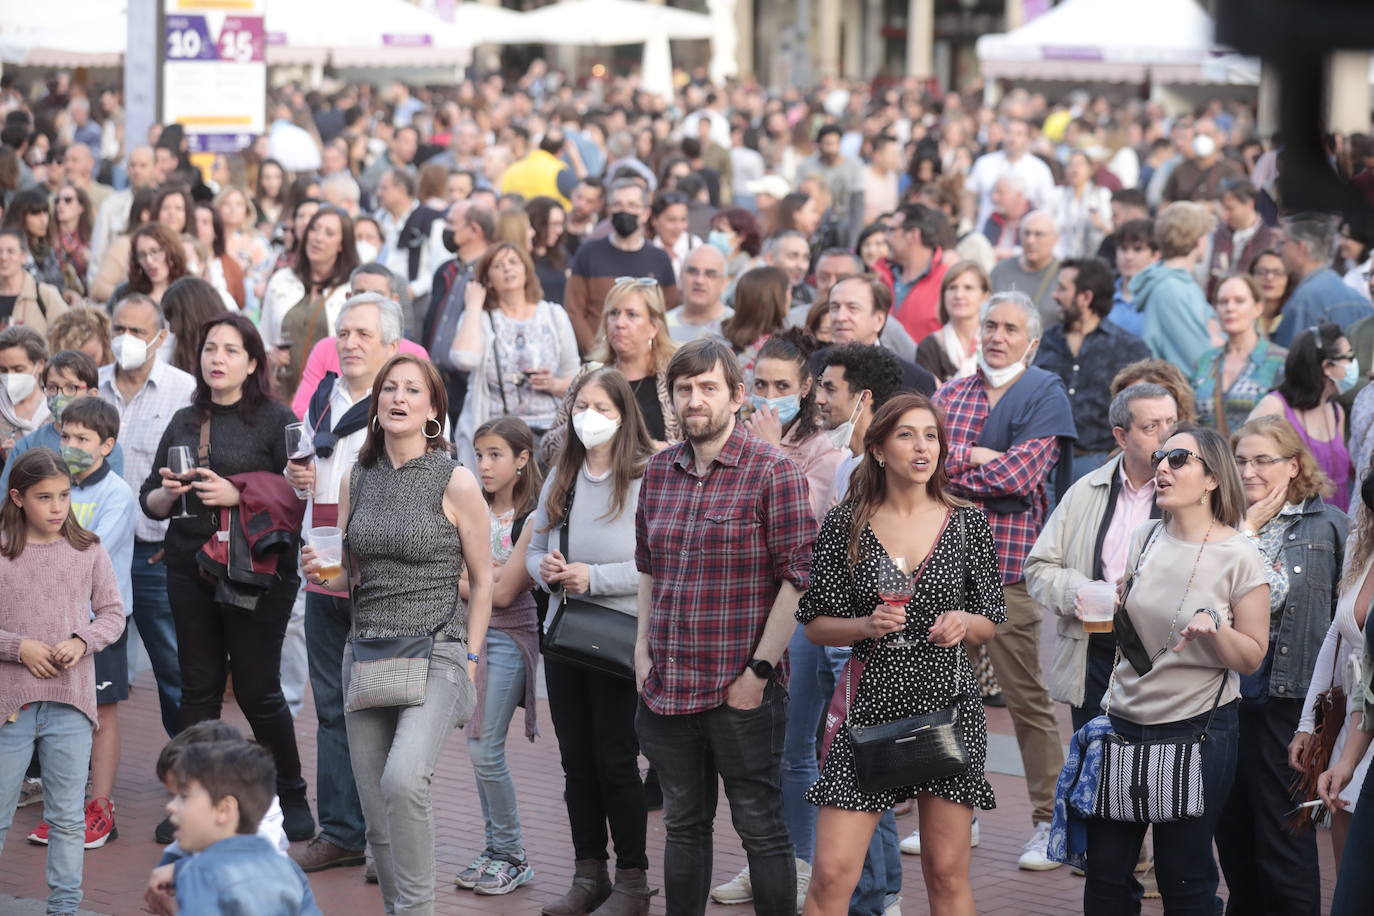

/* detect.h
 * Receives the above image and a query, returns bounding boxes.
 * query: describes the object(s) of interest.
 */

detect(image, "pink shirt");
[1101,462,1156,588]
[291,337,431,419]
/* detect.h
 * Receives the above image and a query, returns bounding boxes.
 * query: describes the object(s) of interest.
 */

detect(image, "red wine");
[878,590,912,607]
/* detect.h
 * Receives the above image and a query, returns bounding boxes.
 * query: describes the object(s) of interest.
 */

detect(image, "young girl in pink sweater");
[0,448,125,916]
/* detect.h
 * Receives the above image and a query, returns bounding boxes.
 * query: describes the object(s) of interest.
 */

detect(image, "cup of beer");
[307,526,344,580]
[1077,581,1117,634]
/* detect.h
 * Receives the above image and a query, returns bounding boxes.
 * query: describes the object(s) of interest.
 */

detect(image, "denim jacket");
[1247,496,1349,702]
[173,834,321,915]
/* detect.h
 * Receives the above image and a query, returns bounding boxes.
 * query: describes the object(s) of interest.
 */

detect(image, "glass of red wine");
[168,445,196,519]
[877,555,916,647]
[284,422,315,500]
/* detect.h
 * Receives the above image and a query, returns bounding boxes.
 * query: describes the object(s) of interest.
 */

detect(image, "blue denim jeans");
[636,683,795,916]
[1085,701,1240,915]
[305,591,366,851]
[466,629,528,861]
[817,646,902,913]
[345,638,477,916]
[132,540,180,737]
[0,702,94,915]
[781,624,825,864]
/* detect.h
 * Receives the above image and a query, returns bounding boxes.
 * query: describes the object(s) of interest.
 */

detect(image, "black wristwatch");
[746,658,774,681]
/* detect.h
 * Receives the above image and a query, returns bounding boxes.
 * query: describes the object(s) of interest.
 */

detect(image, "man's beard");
[683,407,732,444]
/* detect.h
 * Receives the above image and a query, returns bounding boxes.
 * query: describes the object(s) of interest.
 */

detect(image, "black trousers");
[166,564,305,793]
[1214,698,1321,916]
[544,658,649,870]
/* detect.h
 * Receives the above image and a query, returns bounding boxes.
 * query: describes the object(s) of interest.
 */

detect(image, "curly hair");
[46,307,112,365]
[1110,358,1198,424]
[1229,414,1333,505]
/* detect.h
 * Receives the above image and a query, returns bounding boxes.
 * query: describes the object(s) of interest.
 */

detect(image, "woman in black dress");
[798,392,1005,916]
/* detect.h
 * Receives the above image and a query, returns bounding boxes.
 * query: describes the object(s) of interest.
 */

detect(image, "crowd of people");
[3,62,1374,916]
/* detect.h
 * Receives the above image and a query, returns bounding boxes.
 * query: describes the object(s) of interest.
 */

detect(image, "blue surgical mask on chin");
[750,393,800,426]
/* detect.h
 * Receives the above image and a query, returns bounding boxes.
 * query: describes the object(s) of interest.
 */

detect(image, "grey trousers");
[344,638,477,916]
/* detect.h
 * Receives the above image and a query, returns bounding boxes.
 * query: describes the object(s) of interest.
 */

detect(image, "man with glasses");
[566,178,678,353]
[95,293,196,744]
[666,245,733,343]
[0,348,125,489]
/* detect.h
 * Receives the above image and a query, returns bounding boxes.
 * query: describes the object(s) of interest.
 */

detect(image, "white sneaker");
[795,858,811,913]
[711,866,752,904]
[1017,821,1061,871]
[883,894,903,916]
[898,816,979,855]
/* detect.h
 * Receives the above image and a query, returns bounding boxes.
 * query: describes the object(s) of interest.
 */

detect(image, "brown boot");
[541,859,611,916]
[590,867,657,916]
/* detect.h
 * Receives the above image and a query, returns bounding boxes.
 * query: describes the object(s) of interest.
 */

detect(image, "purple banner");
[186,132,257,154]
[165,15,216,61]
[218,16,266,63]
[1040,46,1104,62]
[382,34,433,47]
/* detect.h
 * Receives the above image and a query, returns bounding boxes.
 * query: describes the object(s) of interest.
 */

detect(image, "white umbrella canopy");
[266,0,473,67]
[0,0,125,66]
[451,2,532,45]
[518,0,714,46]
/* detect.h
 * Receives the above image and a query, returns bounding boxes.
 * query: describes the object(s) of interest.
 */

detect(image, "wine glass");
[168,445,196,519]
[876,555,916,647]
[284,422,314,500]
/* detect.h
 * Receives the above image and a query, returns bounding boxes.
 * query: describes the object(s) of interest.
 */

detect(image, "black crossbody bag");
[848,508,971,793]
[540,483,637,680]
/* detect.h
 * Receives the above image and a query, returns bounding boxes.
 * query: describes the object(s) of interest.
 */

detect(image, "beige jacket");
[10,272,68,335]
[1024,453,1122,707]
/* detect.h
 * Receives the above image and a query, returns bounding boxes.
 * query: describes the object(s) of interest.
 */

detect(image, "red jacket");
[874,251,948,343]
[197,472,305,612]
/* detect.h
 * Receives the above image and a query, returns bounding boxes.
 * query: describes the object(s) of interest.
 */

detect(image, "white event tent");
[975,0,1235,85]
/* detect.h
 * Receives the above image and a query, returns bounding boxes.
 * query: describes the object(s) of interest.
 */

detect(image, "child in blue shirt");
[147,733,317,915]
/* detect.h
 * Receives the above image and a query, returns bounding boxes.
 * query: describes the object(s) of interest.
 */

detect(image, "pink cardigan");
[781,426,846,525]
[291,337,432,419]
[0,538,125,727]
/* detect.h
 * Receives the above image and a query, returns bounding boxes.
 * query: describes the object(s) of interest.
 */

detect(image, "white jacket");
[258,268,352,350]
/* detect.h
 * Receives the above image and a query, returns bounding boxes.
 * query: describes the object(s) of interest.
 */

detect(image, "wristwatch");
[1194,607,1223,629]
[746,658,774,681]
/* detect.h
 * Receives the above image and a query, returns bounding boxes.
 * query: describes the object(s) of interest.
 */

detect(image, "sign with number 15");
[162,0,267,153]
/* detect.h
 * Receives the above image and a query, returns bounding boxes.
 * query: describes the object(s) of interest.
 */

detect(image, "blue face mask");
[707,230,734,256]
[1336,357,1361,394]
[750,393,800,426]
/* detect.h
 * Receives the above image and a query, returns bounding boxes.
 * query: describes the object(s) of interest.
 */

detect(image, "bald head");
[128,145,158,189]
[1021,210,1058,269]
[682,243,727,310]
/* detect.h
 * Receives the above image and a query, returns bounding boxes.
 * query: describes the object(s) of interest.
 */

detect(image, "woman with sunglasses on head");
[1248,323,1355,509]
[451,241,580,469]
[540,277,680,465]
[1082,425,1269,914]
[798,393,1004,916]
[1214,415,1346,914]
[526,367,657,916]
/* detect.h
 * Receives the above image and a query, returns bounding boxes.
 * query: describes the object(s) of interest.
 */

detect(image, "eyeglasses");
[136,246,165,263]
[614,276,659,288]
[1327,351,1357,362]
[1234,454,1290,470]
[43,383,87,397]
[1151,448,1206,470]
[682,266,721,279]
[1252,267,1286,279]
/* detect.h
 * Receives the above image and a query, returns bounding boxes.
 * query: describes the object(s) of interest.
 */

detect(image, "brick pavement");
[0,668,1339,915]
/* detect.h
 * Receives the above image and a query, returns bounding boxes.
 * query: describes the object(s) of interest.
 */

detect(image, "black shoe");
[983,691,1006,708]
[155,815,175,845]
[279,786,316,842]
[643,767,663,812]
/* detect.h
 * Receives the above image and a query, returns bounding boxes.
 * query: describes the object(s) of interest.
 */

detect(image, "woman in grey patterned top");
[304,353,492,916]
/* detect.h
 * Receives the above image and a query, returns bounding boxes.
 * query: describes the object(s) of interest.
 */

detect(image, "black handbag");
[847,508,971,794]
[1113,522,1163,677]
[540,483,637,680]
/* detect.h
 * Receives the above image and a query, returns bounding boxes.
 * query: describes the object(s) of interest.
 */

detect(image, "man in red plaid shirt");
[930,290,1077,872]
[634,337,815,916]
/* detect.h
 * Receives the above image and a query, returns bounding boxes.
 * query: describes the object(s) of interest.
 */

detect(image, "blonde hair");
[588,281,679,374]
[1155,201,1216,259]
[1230,414,1333,505]
[213,186,258,229]
[46,307,112,365]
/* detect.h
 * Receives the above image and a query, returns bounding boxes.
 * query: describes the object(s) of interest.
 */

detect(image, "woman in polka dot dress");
[797,393,1006,916]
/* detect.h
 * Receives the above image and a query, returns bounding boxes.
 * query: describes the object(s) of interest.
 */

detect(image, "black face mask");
[441,228,458,253]
[610,211,639,238]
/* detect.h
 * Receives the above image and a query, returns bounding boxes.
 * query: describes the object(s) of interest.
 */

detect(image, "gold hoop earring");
[424,417,442,439]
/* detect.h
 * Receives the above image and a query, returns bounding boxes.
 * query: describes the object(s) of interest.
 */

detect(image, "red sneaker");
[25,820,50,845]
[84,798,118,849]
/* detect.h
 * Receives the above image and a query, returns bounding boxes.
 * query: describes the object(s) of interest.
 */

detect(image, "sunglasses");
[1151,448,1205,470]
[614,276,659,288]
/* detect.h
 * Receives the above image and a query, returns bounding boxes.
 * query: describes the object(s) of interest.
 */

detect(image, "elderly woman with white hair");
[927,289,1077,870]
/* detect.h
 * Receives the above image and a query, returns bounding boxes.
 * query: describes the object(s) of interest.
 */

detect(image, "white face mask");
[2,371,36,403]
[111,333,151,371]
[356,240,380,265]
[572,408,620,450]
[827,392,867,451]
[978,340,1035,388]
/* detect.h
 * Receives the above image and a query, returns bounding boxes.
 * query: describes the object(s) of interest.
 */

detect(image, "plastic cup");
[307,526,344,580]
[1077,581,1117,634]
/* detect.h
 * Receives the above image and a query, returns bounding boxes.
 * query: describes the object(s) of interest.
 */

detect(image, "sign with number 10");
[162,0,267,153]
